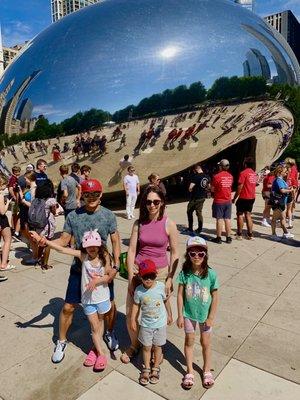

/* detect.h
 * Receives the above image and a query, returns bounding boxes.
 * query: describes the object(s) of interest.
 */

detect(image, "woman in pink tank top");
[120,186,179,364]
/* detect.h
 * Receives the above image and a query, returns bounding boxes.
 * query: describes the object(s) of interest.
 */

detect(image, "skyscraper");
[264,10,300,65]
[234,0,254,12]
[51,0,102,23]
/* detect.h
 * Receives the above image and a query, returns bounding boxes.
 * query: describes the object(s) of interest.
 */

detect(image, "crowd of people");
[0,148,298,391]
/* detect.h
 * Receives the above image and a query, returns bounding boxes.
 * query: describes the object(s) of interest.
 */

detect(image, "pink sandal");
[83,349,97,367]
[203,371,214,388]
[182,373,194,389]
[94,354,107,371]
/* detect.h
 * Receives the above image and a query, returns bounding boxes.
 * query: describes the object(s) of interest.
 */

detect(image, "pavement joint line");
[227,269,300,378]
[232,357,300,386]
[256,320,300,337]
[0,344,51,376]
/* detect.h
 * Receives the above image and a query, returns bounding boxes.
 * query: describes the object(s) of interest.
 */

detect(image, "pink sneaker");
[94,355,107,371]
[83,349,97,367]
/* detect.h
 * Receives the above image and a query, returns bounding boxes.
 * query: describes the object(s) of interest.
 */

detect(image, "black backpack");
[28,198,49,230]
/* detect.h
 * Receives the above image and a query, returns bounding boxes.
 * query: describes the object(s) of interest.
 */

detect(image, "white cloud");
[32,104,69,118]
[2,20,33,46]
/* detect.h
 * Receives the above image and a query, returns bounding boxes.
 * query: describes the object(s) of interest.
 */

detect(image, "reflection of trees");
[113,81,206,122]
[207,76,267,100]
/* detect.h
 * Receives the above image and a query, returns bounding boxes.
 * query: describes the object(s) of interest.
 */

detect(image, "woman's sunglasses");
[146,199,161,206]
[189,251,206,258]
[141,273,157,280]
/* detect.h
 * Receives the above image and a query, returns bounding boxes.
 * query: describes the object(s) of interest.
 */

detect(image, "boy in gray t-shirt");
[59,165,80,216]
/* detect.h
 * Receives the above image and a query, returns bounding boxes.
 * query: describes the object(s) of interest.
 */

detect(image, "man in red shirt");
[232,157,257,239]
[211,159,233,244]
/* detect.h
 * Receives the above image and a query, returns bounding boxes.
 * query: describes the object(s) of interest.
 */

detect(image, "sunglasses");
[146,199,161,206]
[83,192,101,199]
[141,273,157,280]
[189,251,206,258]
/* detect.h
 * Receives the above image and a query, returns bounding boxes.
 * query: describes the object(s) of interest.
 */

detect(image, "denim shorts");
[65,270,115,304]
[138,325,167,347]
[184,318,212,334]
[82,299,111,316]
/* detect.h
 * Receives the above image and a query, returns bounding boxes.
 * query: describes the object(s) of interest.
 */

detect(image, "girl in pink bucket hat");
[30,229,114,372]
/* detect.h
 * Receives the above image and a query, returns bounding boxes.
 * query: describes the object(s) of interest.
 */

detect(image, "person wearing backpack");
[25,180,57,268]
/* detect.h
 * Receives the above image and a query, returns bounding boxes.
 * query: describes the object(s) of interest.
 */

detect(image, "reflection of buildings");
[0,71,40,136]
[0,27,28,75]
[51,0,102,22]
[234,0,254,12]
[264,11,300,64]
[242,23,300,85]
[243,48,271,80]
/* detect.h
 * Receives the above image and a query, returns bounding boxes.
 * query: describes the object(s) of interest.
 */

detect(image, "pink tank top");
[135,215,169,269]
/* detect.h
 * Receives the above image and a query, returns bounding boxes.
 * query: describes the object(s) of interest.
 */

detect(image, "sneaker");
[226,236,232,244]
[261,219,271,227]
[271,234,282,241]
[0,275,8,282]
[211,237,222,244]
[287,223,293,229]
[194,229,202,235]
[127,216,132,220]
[283,232,294,239]
[52,340,67,363]
[103,330,119,351]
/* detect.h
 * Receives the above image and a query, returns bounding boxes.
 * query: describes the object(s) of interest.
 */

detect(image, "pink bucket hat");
[82,229,102,248]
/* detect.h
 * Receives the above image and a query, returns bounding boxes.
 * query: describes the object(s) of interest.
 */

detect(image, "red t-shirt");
[289,165,299,187]
[8,175,18,188]
[212,171,233,204]
[262,174,275,192]
[238,168,257,199]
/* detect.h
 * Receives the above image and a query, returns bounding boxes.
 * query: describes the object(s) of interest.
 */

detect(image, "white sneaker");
[52,340,67,363]
[271,234,281,241]
[283,232,294,239]
[127,215,132,220]
[261,219,271,227]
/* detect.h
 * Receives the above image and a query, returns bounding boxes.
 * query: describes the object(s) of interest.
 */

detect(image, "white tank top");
[81,255,110,305]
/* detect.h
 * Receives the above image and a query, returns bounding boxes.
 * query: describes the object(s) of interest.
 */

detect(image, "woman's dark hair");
[35,179,55,199]
[139,185,166,223]
[182,247,209,279]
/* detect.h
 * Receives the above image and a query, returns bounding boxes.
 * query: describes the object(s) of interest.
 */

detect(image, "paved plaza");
[0,193,300,400]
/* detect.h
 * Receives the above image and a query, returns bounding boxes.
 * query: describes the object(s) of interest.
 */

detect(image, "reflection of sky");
[0,0,299,123]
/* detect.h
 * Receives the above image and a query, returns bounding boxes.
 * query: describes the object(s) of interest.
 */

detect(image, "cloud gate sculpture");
[0,0,298,193]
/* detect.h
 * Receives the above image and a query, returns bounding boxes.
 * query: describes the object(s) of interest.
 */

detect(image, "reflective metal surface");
[0,0,299,131]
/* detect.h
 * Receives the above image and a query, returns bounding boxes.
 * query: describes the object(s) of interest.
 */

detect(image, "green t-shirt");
[176,267,219,323]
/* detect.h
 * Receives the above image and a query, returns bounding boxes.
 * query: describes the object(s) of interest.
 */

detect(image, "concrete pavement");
[0,193,299,399]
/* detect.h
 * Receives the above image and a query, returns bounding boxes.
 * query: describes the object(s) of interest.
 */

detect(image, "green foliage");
[207,76,267,100]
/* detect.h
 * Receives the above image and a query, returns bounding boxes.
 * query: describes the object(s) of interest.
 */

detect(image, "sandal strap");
[151,367,160,372]
[141,368,151,373]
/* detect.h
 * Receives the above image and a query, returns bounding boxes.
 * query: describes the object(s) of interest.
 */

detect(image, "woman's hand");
[165,277,173,298]
[29,231,42,243]
[130,320,137,332]
[86,275,101,292]
[205,317,214,328]
[128,279,135,297]
[177,315,184,329]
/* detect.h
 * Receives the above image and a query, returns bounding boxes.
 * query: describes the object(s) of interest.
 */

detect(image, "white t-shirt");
[124,174,139,195]
[81,256,110,305]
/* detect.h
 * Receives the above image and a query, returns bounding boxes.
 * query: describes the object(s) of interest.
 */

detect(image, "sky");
[0,0,300,47]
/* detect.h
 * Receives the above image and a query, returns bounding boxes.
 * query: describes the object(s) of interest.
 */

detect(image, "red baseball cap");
[81,179,103,193]
[139,259,157,277]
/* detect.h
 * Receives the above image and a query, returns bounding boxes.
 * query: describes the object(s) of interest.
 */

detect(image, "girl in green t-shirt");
[176,236,219,390]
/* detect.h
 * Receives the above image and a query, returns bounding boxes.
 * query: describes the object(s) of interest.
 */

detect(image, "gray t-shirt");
[63,206,117,272]
[61,175,78,210]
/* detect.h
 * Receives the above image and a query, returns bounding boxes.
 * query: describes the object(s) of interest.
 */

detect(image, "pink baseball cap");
[82,230,102,248]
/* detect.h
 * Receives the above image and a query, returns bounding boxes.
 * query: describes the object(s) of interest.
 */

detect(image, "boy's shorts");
[82,299,111,316]
[184,318,212,334]
[138,325,167,347]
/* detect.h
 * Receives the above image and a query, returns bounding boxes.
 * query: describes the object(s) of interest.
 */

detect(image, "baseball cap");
[82,229,102,248]
[186,236,207,249]
[218,159,230,167]
[139,259,157,277]
[81,179,103,193]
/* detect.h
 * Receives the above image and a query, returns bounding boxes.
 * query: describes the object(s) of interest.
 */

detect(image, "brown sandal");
[149,367,160,384]
[139,368,150,386]
[41,264,53,270]
[120,346,139,364]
